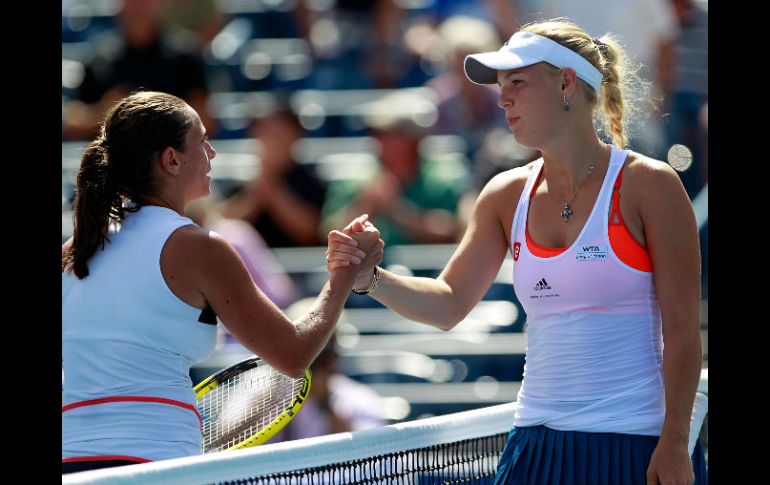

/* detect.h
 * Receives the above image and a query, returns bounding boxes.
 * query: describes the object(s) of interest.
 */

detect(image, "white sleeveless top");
[62,206,217,462]
[510,145,665,436]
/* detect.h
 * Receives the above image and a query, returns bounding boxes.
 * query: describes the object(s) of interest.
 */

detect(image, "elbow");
[436,321,459,332]
[285,364,307,380]
[439,316,462,331]
[264,346,308,378]
[434,305,466,331]
[274,358,307,379]
[282,351,310,378]
[428,280,468,331]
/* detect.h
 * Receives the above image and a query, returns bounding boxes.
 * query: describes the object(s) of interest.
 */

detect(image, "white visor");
[464,31,603,91]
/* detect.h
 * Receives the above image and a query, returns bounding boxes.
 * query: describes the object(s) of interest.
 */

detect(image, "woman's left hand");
[326,229,367,271]
[325,214,375,271]
[646,440,694,485]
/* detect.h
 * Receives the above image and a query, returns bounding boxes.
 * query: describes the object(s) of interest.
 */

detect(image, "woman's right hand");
[326,214,383,285]
[346,214,383,289]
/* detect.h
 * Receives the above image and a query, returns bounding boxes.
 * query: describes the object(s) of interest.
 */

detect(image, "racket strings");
[197,363,305,453]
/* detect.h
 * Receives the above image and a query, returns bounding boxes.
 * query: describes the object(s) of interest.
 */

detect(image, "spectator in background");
[321,92,469,246]
[273,338,384,441]
[425,16,506,159]
[161,0,226,45]
[294,0,418,88]
[63,0,214,140]
[220,106,327,247]
[665,0,708,199]
[423,0,522,39]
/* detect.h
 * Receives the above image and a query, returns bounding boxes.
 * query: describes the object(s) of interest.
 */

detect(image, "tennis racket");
[194,356,311,453]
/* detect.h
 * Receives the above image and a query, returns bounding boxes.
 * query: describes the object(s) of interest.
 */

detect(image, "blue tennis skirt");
[493,425,707,485]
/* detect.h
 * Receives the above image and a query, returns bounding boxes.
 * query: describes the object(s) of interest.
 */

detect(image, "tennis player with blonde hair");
[328,19,706,485]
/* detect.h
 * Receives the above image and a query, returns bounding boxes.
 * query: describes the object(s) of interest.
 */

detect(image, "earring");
[563,95,571,112]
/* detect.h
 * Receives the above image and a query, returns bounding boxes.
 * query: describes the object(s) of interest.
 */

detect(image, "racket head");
[194,357,311,453]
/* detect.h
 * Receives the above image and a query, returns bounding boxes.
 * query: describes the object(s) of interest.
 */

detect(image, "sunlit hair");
[63,90,195,279]
[520,18,650,148]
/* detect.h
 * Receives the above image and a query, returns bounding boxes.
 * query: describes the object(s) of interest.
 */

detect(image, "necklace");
[548,144,601,222]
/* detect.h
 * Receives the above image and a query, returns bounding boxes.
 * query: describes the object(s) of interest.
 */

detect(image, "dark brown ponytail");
[62,91,194,278]
[63,139,122,277]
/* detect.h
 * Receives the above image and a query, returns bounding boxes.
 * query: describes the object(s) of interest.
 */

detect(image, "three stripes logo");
[533,278,551,291]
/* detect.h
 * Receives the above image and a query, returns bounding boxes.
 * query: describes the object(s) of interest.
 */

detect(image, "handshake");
[325,214,384,291]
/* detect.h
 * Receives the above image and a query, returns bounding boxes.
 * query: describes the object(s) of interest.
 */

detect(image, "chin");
[193,187,210,201]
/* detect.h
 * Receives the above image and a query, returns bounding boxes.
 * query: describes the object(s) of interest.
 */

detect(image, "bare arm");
[167,224,382,377]
[632,159,701,484]
[335,170,524,330]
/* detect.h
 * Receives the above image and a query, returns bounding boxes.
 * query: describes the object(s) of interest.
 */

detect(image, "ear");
[159,146,181,175]
[560,67,578,97]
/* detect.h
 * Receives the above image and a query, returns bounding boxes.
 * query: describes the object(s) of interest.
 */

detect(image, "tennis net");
[62,394,708,485]
[63,402,517,485]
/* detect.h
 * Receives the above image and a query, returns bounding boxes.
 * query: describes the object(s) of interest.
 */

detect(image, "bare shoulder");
[622,151,691,218]
[62,237,73,259]
[164,224,238,263]
[479,161,538,204]
[623,151,682,189]
[161,224,247,307]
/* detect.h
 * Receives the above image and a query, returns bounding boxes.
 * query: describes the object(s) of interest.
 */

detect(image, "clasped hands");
[325,214,383,288]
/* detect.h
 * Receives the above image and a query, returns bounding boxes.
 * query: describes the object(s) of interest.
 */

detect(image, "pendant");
[560,203,573,222]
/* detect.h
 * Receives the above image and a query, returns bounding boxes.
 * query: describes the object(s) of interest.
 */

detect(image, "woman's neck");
[142,195,184,216]
[540,136,607,193]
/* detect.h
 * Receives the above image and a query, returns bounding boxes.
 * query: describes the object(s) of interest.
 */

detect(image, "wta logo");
[513,242,521,261]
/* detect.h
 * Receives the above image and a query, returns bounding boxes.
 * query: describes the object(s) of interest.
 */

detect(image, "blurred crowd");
[62,0,707,277]
[61,0,708,441]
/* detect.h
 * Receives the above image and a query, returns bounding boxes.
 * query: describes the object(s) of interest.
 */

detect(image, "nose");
[206,140,217,159]
[497,91,512,110]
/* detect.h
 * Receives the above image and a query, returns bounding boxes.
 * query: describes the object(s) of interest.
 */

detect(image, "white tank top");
[62,206,217,461]
[510,145,665,436]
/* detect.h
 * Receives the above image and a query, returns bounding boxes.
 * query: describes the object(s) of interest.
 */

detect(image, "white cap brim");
[464,51,541,85]
[463,31,603,91]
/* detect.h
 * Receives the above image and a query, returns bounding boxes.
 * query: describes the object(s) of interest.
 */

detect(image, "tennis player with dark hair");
[328,19,706,485]
[61,91,383,474]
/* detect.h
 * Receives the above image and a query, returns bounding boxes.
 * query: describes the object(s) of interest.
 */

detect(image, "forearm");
[659,323,703,446]
[290,271,357,372]
[366,267,464,330]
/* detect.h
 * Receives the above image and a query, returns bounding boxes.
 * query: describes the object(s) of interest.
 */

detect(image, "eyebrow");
[497,70,526,84]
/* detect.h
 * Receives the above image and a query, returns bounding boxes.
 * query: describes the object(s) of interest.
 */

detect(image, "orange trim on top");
[523,162,651,271]
[526,166,567,257]
[609,168,652,271]
[62,396,202,428]
[526,229,566,256]
[62,455,151,464]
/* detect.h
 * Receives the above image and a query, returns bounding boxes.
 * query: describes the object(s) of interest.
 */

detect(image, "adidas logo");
[533,278,552,291]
